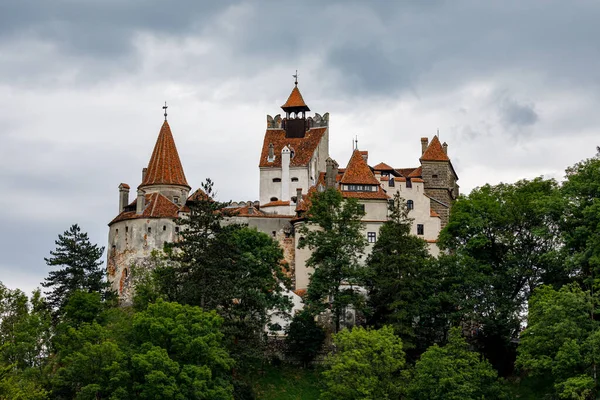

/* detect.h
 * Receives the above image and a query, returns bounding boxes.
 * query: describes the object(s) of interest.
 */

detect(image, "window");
[407,200,414,210]
[115,229,118,235]
[272,231,276,237]
[432,174,438,179]
[270,197,278,202]
[126,226,129,233]
[367,232,376,243]
[163,225,166,231]
[347,184,375,192]
[273,178,281,183]
[148,227,151,233]
[291,177,299,182]
[406,178,412,188]
[417,224,424,235]
[389,178,395,187]
[358,204,365,213]
[291,196,297,203]
[173,196,179,204]
[124,268,128,278]
[175,227,180,233]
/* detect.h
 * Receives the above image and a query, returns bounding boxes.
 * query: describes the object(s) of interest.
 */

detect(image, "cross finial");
[163,101,168,121]
[293,70,298,86]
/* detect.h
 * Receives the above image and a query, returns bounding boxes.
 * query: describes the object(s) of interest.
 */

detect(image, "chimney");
[296,188,302,204]
[281,146,291,201]
[142,167,148,182]
[442,142,448,155]
[136,189,145,214]
[118,183,130,213]
[268,143,275,161]
[421,137,429,155]
[325,157,339,189]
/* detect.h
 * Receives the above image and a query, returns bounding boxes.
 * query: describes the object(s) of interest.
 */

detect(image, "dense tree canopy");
[298,188,367,332]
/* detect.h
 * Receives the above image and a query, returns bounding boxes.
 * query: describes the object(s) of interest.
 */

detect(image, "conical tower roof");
[281,85,310,112]
[139,120,190,189]
[420,135,450,161]
[340,149,380,185]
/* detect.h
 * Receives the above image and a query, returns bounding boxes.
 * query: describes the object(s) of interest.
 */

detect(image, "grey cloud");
[499,98,538,128]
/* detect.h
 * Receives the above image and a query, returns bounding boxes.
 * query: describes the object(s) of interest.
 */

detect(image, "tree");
[438,178,565,374]
[408,327,508,400]
[561,150,600,292]
[321,326,405,400]
[285,310,326,368]
[42,224,107,315]
[298,188,367,333]
[516,284,599,399]
[364,192,432,353]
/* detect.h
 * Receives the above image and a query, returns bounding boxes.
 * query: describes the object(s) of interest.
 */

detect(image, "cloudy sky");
[1,0,599,295]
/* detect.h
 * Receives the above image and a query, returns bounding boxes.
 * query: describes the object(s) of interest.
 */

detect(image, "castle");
[107,80,459,303]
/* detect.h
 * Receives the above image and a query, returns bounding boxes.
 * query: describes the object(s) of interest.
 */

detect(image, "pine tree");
[42,224,106,314]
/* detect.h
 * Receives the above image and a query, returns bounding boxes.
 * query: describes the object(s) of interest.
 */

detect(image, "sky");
[1,0,599,295]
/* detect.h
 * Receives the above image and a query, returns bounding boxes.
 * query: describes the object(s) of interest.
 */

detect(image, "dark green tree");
[516,284,599,399]
[364,192,432,353]
[321,325,406,400]
[42,224,107,315]
[285,310,326,368]
[438,178,565,374]
[408,327,508,400]
[298,188,367,333]
[561,150,600,293]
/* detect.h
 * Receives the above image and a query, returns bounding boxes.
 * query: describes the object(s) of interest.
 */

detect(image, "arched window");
[273,178,281,183]
[407,200,414,210]
[270,197,278,202]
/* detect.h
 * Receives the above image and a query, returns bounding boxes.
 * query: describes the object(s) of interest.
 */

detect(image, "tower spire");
[162,101,168,121]
[293,70,298,86]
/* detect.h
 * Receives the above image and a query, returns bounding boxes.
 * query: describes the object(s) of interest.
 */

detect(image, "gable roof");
[281,85,310,111]
[408,166,422,178]
[340,149,380,185]
[420,135,449,162]
[139,121,190,189]
[259,127,327,168]
[372,162,395,171]
[109,192,181,225]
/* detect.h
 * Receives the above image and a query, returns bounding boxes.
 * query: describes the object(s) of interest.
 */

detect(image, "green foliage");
[321,326,405,400]
[516,284,599,399]
[364,192,433,353]
[562,151,600,291]
[285,310,326,367]
[408,327,508,400]
[42,224,107,316]
[438,178,565,373]
[249,363,322,400]
[298,188,367,333]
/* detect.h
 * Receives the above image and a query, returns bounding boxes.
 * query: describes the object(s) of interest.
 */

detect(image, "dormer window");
[345,184,376,192]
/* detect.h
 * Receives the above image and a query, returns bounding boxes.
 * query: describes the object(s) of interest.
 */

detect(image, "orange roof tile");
[408,167,422,178]
[342,187,390,200]
[187,188,211,202]
[420,136,449,162]
[430,209,441,218]
[259,127,327,168]
[373,162,394,171]
[281,85,310,110]
[293,289,307,297]
[119,183,130,189]
[412,178,424,183]
[140,121,190,189]
[340,149,380,185]
[393,177,407,182]
[261,200,291,208]
[396,168,417,177]
[109,192,181,225]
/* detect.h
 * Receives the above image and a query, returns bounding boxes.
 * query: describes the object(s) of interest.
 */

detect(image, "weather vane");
[354,135,359,150]
[293,70,298,86]
[163,101,168,121]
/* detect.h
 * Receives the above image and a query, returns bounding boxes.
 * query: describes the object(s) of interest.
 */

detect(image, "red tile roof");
[187,188,211,202]
[109,192,181,225]
[373,162,394,171]
[342,187,390,200]
[408,167,422,178]
[420,135,449,162]
[396,168,417,177]
[281,86,309,110]
[340,149,380,185]
[430,209,441,218]
[139,121,190,189]
[259,127,327,168]
[261,200,291,208]
[119,183,130,189]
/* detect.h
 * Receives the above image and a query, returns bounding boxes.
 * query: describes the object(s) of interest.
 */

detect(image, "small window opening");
[148,227,151,233]
[175,227,179,233]
[272,231,276,237]
[406,178,412,188]
[432,174,438,179]
[367,232,376,243]
[124,268,128,278]
[291,177,299,182]
[163,225,166,231]
[125,226,129,233]
[407,200,414,210]
[291,196,298,203]
[273,178,281,183]
[115,229,118,235]
[270,197,278,202]
[417,224,424,235]
[358,204,366,213]
[389,178,395,187]
[174,196,179,204]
